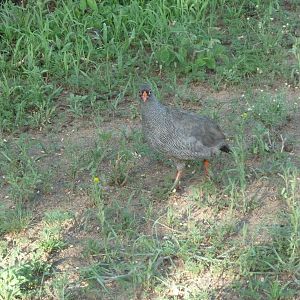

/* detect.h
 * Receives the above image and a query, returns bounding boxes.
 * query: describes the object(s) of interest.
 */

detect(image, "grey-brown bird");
[139,84,230,190]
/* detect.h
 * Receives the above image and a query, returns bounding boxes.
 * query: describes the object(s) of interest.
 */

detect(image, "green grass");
[0,0,299,131]
[39,210,74,253]
[0,204,31,235]
[0,245,52,300]
[0,0,300,299]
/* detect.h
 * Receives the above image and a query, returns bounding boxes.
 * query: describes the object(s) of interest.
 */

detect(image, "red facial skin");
[141,90,148,102]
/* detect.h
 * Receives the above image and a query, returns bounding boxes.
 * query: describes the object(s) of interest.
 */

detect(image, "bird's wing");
[166,107,226,149]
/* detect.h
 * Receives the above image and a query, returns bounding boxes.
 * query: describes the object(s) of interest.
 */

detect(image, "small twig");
[267,131,273,150]
[102,269,135,282]
[280,134,286,153]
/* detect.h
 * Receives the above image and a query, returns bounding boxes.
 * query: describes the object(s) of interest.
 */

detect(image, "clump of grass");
[46,273,71,300]
[0,247,52,299]
[219,126,250,213]
[83,239,102,258]
[250,123,273,155]
[236,166,300,298]
[0,135,43,203]
[38,210,74,253]
[89,178,107,229]
[290,37,300,85]
[248,93,290,129]
[67,93,88,117]
[0,73,61,130]
[109,138,136,187]
[279,168,300,261]
[87,130,113,175]
[238,92,292,135]
[39,226,66,253]
[0,204,31,235]
[231,91,297,161]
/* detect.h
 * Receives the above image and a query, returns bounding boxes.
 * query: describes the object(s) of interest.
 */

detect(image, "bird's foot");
[170,170,183,193]
[203,159,210,177]
[170,184,182,193]
[170,181,179,193]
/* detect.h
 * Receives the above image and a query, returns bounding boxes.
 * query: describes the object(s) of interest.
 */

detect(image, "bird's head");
[139,84,153,103]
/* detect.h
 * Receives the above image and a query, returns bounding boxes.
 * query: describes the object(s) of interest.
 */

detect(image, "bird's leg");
[203,159,209,176]
[173,170,182,187]
[170,170,182,191]
[171,161,185,191]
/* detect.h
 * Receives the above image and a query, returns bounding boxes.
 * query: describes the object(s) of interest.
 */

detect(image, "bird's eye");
[148,90,151,95]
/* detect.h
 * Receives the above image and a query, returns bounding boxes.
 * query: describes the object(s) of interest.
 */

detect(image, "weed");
[0,241,8,257]
[236,166,300,299]
[83,239,102,258]
[47,273,71,300]
[43,210,74,226]
[0,248,51,299]
[248,93,290,129]
[39,226,66,253]
[67,93,88,117]
[251,123,272,156]
[125,129,153,159]
[0,204,31,235]
[224,132,249,212]
[89,180,106,228]
[87,130,113,176]
[189,180,220,209]
[65,144,85,185]
[279,168,300,263]
[234,277,297,300]
[129,104,139,120]
[109,139,136,186]
[0,73,61,130]
[290,37,300,85]
[38,210,73,253]
[0,135,43,203]
[105,198,139,237]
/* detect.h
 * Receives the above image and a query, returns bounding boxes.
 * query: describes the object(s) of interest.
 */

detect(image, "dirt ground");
[1,83,300,299]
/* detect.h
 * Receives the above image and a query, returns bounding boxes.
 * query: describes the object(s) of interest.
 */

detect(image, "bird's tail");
[220,144,231,153]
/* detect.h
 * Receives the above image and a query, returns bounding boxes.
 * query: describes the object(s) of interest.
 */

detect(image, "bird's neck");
[141,97,166,125]
[142,97,165,113]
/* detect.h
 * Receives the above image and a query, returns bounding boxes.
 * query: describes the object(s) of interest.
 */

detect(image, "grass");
[0,244,52,300]
[39,210,74,253]
[0,204,31,235]
[0,0,300,299]
[0,0,298,131]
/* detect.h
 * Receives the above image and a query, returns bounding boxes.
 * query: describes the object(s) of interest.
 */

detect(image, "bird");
[139,83,231,190]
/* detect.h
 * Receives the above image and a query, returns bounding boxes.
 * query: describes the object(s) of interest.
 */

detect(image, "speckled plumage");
[139,84,230,188]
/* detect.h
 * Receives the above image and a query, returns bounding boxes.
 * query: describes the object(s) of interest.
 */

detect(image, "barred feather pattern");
[141,94,228,161]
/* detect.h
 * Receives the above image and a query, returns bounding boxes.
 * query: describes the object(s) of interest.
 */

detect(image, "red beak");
[142,91,148,102]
